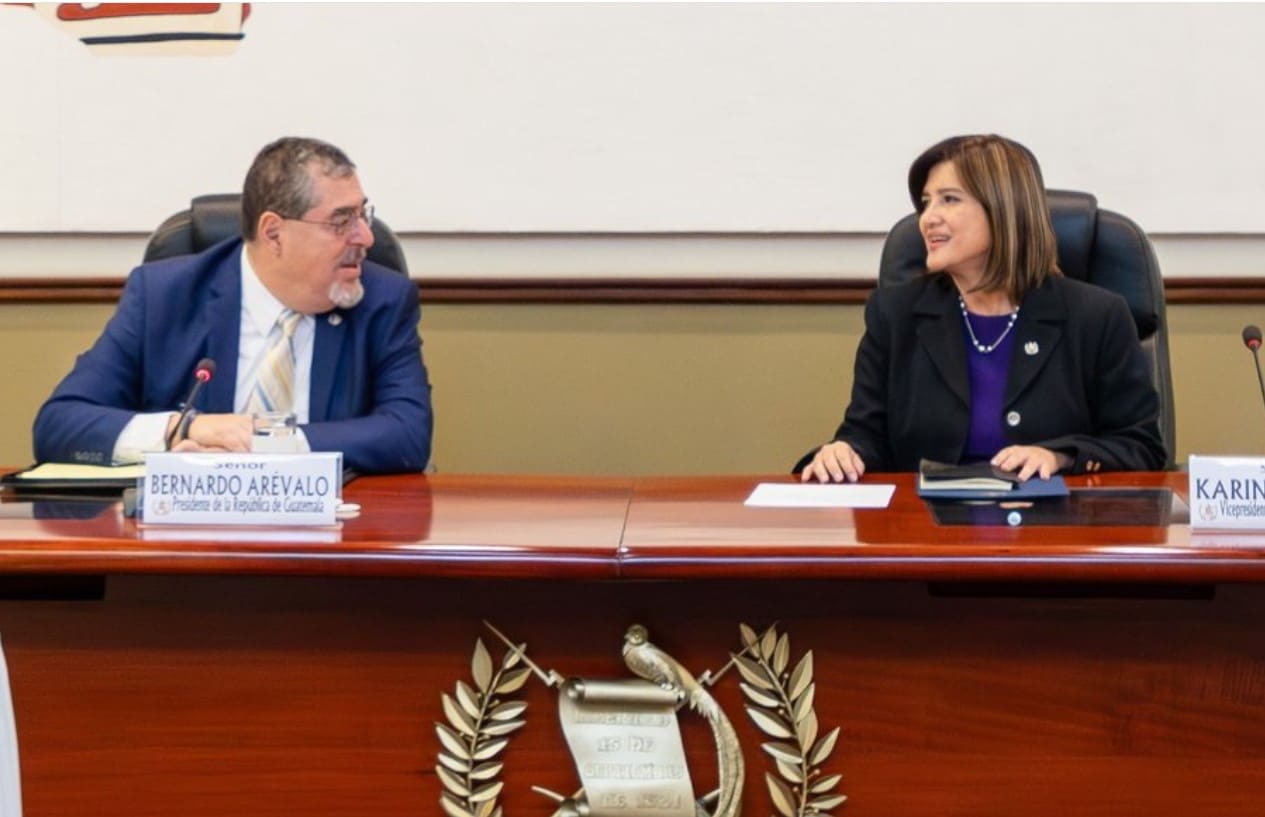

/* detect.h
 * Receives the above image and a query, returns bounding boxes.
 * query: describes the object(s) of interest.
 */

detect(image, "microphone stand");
[1251,346,1265,415]
[165,360,215,450]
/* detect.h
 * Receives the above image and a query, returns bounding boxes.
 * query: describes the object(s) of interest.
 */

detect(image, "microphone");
[165,357,216,450]
[1242,326,1265,417]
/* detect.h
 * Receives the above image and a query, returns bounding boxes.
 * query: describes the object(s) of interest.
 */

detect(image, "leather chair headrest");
[189,194,243,252]
[1045,190,1096,282]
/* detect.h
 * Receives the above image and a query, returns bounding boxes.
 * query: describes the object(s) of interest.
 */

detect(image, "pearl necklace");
[958,295,1019,354]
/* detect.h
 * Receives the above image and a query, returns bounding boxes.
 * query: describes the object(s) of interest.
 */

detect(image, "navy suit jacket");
[34,238,433,474]
[795,273,1166,474]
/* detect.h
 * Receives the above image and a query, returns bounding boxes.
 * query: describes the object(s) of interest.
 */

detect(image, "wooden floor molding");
[0,276,1260,305]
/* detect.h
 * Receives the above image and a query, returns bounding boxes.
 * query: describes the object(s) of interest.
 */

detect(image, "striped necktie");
[245,309,303,415]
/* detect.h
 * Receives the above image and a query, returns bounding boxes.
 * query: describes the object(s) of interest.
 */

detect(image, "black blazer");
[795,273,1166,474]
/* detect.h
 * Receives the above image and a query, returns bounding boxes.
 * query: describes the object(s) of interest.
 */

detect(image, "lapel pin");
[328,314,343,327]
[1024,341,1039,356]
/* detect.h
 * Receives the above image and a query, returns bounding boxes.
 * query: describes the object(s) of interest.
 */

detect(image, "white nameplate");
[141,452,342,526]
[1188,455,1265,531]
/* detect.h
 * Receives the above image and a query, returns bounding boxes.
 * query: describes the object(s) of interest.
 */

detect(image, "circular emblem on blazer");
[328,314,343,327]
[1024,341,1039,356]
[1006,411,1022,427]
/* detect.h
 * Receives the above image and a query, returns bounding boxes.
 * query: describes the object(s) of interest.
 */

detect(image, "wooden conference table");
[0,471,1261,817]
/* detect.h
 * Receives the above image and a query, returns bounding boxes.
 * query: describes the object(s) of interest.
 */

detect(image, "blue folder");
[917,474,1069,501]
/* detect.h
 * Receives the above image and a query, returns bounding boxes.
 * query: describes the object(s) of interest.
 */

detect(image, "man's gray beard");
[329,278,364,310]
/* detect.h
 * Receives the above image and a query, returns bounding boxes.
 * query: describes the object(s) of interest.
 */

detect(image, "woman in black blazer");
[798,134,1166,483]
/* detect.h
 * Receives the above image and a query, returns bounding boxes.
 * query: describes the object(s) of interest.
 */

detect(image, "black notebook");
[917,459,1068,500]
[918,459,1021,492]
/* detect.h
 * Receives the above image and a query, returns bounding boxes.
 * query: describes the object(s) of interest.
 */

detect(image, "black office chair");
[143,193,410,274]
[878,190,1176,469]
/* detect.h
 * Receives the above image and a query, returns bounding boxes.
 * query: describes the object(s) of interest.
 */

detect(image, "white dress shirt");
[112,245,313,463]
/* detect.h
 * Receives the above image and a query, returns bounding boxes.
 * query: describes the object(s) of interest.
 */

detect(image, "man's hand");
[170,413,254,453]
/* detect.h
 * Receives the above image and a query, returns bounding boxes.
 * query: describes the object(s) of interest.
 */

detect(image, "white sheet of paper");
[744,482,895,509]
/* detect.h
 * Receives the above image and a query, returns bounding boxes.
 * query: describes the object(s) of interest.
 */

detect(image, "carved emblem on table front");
[434,622,846,817]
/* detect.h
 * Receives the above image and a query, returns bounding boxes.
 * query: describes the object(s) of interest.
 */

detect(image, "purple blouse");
[962,312,1017,462]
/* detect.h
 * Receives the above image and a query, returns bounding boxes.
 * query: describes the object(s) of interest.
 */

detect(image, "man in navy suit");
[34,137,432,474]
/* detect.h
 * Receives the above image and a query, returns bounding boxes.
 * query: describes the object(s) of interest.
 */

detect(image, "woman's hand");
[801,441,866,483]
[991,445,1073,481]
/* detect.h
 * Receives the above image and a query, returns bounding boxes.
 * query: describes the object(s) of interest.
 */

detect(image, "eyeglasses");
[282,203,375,238]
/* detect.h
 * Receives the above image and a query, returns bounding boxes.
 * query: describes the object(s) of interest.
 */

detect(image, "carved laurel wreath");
[435,638,531,817]
[434,626,846,817]
[735,623,847,817]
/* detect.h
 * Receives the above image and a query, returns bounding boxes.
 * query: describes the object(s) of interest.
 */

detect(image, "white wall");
[3,2,1264,236]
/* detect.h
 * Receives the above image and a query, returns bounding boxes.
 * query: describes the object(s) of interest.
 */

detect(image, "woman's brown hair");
[908,134,1061,303]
